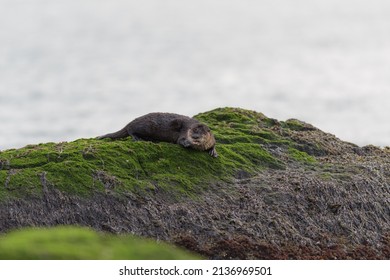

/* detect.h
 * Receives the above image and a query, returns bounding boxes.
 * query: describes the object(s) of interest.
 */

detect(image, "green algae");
[282,119,310,131]
[0,226,199,260]
[288,147,317,164]
[1,139,218,198]
[194,108,291,149]
[0,107,318,200]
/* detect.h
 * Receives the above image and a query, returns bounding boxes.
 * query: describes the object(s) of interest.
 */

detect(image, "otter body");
[97,113,217,157]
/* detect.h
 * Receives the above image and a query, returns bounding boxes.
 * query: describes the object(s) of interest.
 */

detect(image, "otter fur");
[97,113,218,157]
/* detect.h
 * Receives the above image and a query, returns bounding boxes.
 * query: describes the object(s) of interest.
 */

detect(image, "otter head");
[187,124,218,157]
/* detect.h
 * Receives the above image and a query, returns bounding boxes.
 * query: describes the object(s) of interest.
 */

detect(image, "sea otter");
[97,113,218,157]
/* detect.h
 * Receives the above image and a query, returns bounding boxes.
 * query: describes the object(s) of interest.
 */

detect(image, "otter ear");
[170,119,184,131]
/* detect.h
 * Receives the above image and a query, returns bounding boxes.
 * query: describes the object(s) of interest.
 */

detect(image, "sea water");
[0,0,389,150]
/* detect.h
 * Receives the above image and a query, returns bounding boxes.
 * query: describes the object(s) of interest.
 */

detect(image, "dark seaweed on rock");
[0,107,389,259]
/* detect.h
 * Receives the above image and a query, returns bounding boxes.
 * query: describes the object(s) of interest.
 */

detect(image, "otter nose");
[192,134,200,139]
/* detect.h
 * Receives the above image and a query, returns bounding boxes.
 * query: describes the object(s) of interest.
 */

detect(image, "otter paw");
[209,148,218,158]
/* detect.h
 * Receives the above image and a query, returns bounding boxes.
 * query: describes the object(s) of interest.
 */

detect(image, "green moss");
[319,172,332,180]
[195,107,289,146]
[0,108,304,200]
[221,143,284,170]
[282,119,307,131]
[288,147,317,164]
[0,226,199,260]
[195,107,264,124]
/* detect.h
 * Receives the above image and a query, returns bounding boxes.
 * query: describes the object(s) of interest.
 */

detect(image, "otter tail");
[96,127,129,140]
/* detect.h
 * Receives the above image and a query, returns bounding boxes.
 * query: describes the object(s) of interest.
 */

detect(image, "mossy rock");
[287,147,317,164]
[0,108,388,260]
[0,108,293,200]
[0,107,326,200]
[0,226,199,260]
[194,107,284,145]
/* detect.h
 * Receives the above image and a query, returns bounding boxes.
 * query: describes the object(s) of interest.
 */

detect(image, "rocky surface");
[0,108,389,259]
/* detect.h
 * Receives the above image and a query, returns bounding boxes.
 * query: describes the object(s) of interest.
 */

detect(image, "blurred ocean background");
[0,0,389,150]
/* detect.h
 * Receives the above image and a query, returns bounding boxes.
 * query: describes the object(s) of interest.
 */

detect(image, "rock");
[0,107,389,259]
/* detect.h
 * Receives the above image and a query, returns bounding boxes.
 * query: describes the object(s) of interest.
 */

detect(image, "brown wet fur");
[97,113,217,157]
